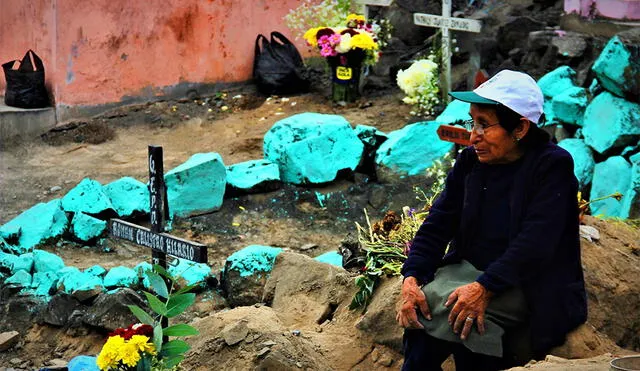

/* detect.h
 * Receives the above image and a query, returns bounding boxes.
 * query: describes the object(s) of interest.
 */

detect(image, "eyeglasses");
[464,119,500,135]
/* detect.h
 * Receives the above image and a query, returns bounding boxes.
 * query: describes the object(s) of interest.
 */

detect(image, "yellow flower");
[351,32,378,50]
[119,341,141,367]
[347,13,366,23]
[303,27,322,47]
[97,335,125,370]
[129,335,157,355]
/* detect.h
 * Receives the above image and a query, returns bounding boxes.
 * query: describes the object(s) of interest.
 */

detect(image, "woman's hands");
[445,282,492,340]
[396,277,431,329]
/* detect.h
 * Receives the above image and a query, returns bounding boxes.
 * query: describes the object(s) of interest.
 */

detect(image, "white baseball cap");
[449,70,544,124]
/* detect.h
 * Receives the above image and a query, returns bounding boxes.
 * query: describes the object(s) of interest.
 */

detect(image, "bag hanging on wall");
[2,49,49,108]
[253,31,309,95]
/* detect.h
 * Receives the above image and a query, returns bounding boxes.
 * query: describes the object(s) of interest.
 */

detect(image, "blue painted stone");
[103,266,138,288]
[263,113,364,184]
[552,87,588,126]
[435,100,471,124]
[168,258,212,286]
[354,124,388,147]
[375,121,453,176]
[134,262,153,289]
[591,156,632,218]
[226,245,282,277]
[57,268,104,293]
[104,177,150,217]
[537,66,577,99]
[0,199,68,253]
[6,270,32,287]
[33,249,65,273]
[0,251,17,271]
[0,224,20,242]
[543,100,559,126]
[558,139,595,188]
[32,271,59,296]
[592,36,633,98]
[165,152,227,218]
[61,178,114,215]
[13,253,34,273]
[71,212,107,242]
[68,355,99,371]
[582,92,640,154]
[622,152,640,218]
[226,159,280,191]
[314,251,343,267]
[84,265,107,277]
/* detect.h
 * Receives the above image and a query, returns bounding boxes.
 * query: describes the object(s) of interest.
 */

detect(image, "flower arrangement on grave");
[304,14,382,103]
[96,266,199,371]
[396,54,441,116]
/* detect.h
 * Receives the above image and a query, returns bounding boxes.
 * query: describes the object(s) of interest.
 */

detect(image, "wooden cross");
[414,0,482,100]
[109,146,208,267]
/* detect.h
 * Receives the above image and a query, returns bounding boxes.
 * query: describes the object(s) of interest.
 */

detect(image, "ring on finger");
[465,316,474,322]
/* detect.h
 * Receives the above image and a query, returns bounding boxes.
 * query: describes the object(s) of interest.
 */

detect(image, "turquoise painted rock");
[592,31,640,100]
[225,245,283,277]
[32,271,59,296]
[68,355,99,371]
[582,92,640,154]
[104,177,150,218]
[0,251,17,271]
[33,249,65,273]
[165,152,227,218]
[168,258,212,286]
[134,262,153,289]
[622,153,640,218]
[226,159,280,193]
[538,66,577,99]
[72,212,107,242]
[591,156,632,218]
[0,199,68,253]
[103,266,138,288]
[61,178,114,215]
[58,267,104,293]
[6,270,32,287]
[552,87,588,126]
[435,100,471,124]
[85,265,107,277]
[375,121,453,178]
[263,113,364,184]
[13,253,34,273]
[314,251,343,267]
[0,224,20,242]
[558,139,595,188]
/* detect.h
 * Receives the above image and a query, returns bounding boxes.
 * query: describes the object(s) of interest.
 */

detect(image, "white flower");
[335,33,352,54]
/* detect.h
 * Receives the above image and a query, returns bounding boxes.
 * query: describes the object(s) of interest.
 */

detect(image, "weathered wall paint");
[0,0,310,119]
[565,0,640,20]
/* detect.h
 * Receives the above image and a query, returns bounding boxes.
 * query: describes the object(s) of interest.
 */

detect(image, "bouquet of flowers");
[97,323,157,370]
[396,55,441,116]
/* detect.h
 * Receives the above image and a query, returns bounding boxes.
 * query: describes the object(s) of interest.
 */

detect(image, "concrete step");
[0,99,56,144]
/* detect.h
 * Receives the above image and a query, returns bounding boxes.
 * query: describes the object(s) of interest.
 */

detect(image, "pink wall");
[0,0,310,119]
[565,0,640,20]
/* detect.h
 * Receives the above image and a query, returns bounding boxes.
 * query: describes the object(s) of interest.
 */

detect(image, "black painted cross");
[109,145,208,267]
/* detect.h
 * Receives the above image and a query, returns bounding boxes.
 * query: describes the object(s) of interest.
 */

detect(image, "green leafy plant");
[128,265,199,370]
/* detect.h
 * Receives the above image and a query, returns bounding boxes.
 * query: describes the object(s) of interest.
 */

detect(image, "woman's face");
[469,104,524,164]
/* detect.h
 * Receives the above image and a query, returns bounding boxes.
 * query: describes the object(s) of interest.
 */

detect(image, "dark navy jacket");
[402,142,588,355]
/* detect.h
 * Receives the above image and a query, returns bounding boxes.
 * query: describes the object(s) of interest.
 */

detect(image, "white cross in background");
[414,0,482,100]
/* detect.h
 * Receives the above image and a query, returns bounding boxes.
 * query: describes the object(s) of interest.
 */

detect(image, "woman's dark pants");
[402,329,510,371]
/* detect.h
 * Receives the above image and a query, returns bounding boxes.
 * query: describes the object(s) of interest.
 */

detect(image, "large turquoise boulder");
[263,113,364,184]
[61,178,114,216]
[33,249,65,273]
[435,100,472,124]
[103,266,138,288]
[582,92,640,154]
[592,31,640,101]
[538,66,577,99]
[165,152,227,218]
[591,156,632,218]
[552,87,588,126]
[314,251,343,267]
[558,139,595,188]
[375,121,453,178]
[32,271,59,296]
[13,253,34,273]
[225,245,283,278]
[57,267,104,293]
[6,270,32,287]
[622,152,640,218]
[71,212,107,242]
[104,177,150,218]
[0,199,68,253]
[168,258,212,286]
[226,159,280,193]
[85,265,107,277]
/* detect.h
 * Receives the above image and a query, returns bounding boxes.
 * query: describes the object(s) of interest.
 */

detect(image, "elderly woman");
[397,70,587,371]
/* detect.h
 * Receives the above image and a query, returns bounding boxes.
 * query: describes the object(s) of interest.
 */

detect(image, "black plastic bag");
[253,31,309,95]
[2,49,49,108]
